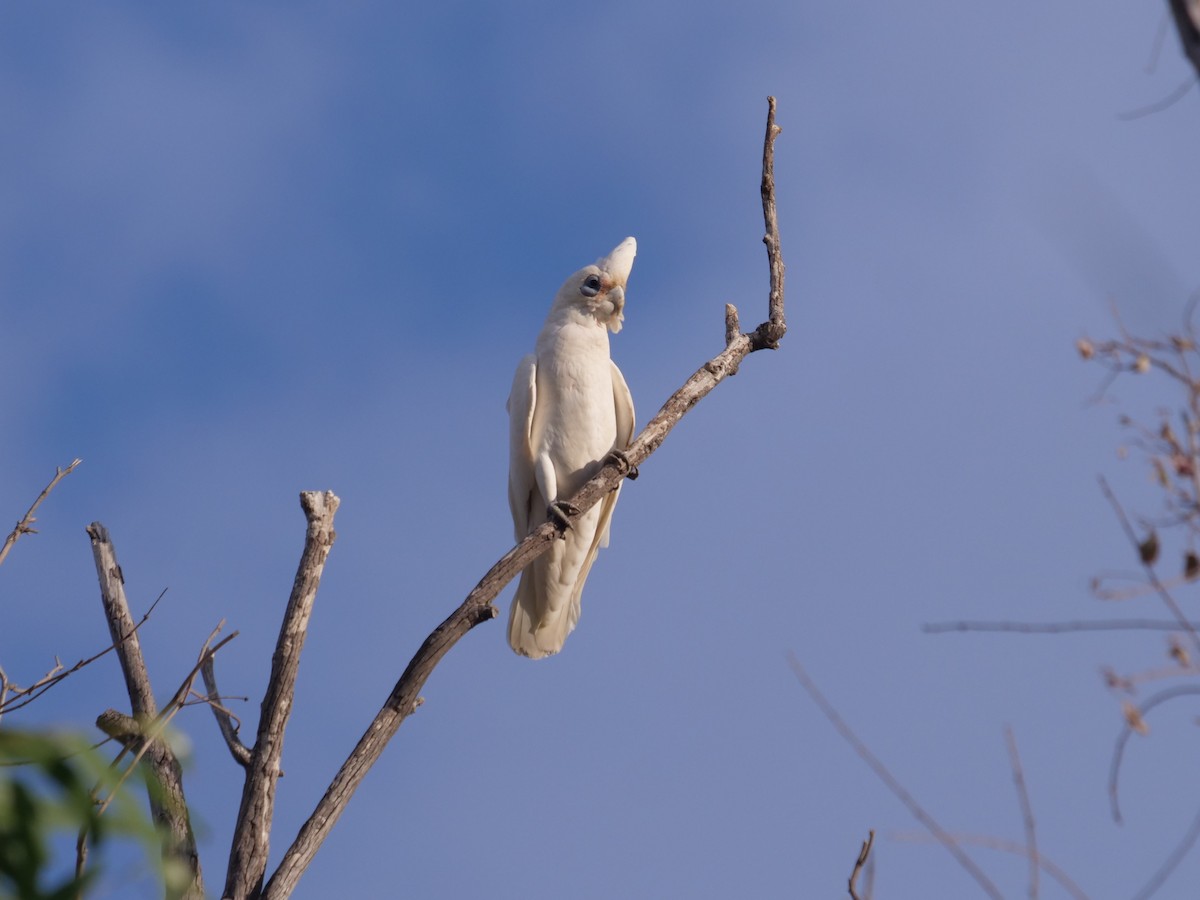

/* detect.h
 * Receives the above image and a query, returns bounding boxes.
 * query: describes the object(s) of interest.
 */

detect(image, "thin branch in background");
[923,618,1200,635]
[1117,77,1197,120]
[891,832,1090,900]
[848,830,874,900]
[0,458,82,567]
[1004,726,1039,900]
[1107,685,1200,824]
[0,589,167,721]
[1131,799,1200,900]
[260,97,789,900]
[1097,476,1200,658]
[786,654,1004,900]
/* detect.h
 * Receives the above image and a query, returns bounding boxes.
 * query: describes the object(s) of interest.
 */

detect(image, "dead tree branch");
[1004,726,1039,900]
[202,656,252,768]
[848,830,874,900]
[223,491,340,900]
[787,654,1004,900]
[1108,685,1200,824]
[86,522,204,900]
[924,618,1200,634]
[259,96,788,900]
[891,832,1089,900]
[0,589,166,722]
[0,458,81,567]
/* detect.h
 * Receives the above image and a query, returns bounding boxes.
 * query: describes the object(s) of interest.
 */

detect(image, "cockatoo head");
[557,236,637,334]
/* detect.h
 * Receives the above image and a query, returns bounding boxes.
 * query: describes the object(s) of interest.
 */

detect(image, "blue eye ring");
[580,274,602,297]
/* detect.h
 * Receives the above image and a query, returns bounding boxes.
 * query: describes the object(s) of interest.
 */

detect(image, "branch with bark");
[86,523,206,900]
[15,98,787,899]
[257,96,787,900]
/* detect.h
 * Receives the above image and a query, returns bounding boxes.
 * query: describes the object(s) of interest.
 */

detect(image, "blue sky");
[4,2,1200,897]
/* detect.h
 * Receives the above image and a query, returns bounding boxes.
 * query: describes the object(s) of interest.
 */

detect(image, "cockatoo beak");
[598,236,637,289]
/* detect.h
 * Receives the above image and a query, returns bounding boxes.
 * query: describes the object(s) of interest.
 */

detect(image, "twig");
[224,491,339,900]
[848,830,874,900]
[1097,476,1200,658]
[891,832,1089,900]
[1117,77,1197,121]
[1108,685,1200,824]
[924,618,1200,634]
[1004,726,1038,900]
[260,97,790,900]
[1131,799,1200,900]
[0,589,167,720]
[786,654,1003,900]
[86,522,204,900]
[0,458,81,567]
[201,656,252,767]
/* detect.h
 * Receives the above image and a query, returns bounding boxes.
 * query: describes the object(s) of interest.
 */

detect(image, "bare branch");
[0,589,166,720]
[892,832,1089,900]
[86,522,204,900]
[1132,799,1200,900]
[1003,726,1038,900]
[261,97,790,900]
[0,458,81,567]
[787,654,1003,900]
[924,618,1200,634]
[848,830,874,900]
[224,491,339,900]
[201,655,252,768]
[1097,477,1200,657]
[1108,685,1200,824]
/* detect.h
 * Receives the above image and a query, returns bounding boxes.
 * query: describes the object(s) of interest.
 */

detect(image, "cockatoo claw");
[548,500,581,531]
[604,448,638,481]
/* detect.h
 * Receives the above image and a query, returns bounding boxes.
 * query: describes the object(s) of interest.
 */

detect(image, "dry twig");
[0,458,81,567]
[1004,726,1038,900]
[787,654,1003,900]
[891,832,1089,900]
[0,589,166,721]
[848,830,874,900]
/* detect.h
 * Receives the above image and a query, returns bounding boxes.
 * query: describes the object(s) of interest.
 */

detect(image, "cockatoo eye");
[580,274,602,297]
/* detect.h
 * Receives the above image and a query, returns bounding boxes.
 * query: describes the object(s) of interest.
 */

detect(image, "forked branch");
[259,96,789,900]
[87,522,204,900]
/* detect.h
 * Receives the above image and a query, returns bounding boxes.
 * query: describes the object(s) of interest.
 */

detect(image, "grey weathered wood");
[86,522,204,900]
[223,491,339,900]
[259,96,788,900]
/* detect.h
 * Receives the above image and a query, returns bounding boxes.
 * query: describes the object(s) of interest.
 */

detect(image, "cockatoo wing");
[506,353,539,542]
[598,360,635,548]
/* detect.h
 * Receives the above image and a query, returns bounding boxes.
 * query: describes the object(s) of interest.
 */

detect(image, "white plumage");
[507,237,637,658]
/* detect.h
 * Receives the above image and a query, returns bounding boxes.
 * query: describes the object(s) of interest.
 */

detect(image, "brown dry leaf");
[1139,529,1160,565]
[1122,700,1150,736]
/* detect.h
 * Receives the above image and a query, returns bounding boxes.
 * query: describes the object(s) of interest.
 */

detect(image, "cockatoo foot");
[604,448,639,481]
[548,500,581,531]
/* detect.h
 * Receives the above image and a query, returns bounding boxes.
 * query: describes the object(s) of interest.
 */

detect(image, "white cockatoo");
[507,237,637,658]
